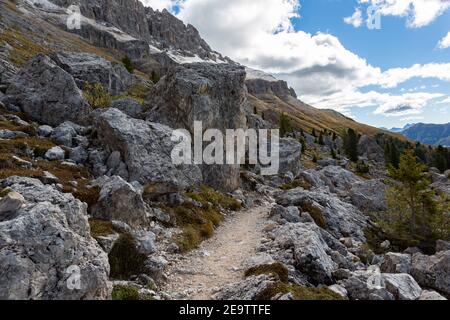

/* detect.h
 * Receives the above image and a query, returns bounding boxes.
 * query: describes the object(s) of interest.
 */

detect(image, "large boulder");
[94,108,202,189]
[5,54,91,126]
[410,251,450,296]
[111,97,143,118]
[145,63,247,192]
[0,177,111,299]
[350,179,387,213]
[358,135,384,163]
[91,176,149,229]
[270,223,350,285]
[51,52,142,95]
[382,273,422,300]
[278,138,302,177]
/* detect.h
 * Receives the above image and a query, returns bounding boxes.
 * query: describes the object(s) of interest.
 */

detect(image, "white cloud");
[378,63,450,88]
[438,31,450,49]
[344,8,363,28]
[140,0,175,10]
[437,96,450,104]
[139,0,449,118]
[357,0,450,28]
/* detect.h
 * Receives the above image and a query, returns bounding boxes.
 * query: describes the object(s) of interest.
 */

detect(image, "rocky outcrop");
[51,52,143,95]
[0,177,111,300]
[94,108,202,189]
[5,54,91,126]
[410,251,450,296]
[146,63,247,191]
[245,78,297,100]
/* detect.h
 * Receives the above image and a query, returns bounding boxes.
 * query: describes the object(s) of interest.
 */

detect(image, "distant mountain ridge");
[401,123,450,146]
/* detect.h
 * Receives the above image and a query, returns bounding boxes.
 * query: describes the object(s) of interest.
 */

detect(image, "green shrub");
[108,233,148,280]
[112,285,140,300]
[280,178,312,191]
[256,282,344,300]
[83,83,111,108]
[89,219,115,238]
[121,56,135,74]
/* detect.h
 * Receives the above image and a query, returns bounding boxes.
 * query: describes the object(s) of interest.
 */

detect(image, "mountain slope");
[402,123,450,146]
[2,0,404,141]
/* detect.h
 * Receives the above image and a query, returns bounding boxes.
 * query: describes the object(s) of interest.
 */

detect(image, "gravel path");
[163,203,272,300]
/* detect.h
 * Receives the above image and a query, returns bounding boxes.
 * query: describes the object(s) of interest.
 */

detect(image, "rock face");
[6,54,91,126]
[51,52,140,95]
[411,251,450,296]
[92,176,149,229]
[0,177,111,300]
[245,78,297,100]
[94,108,202,189]
[146,63,247,191]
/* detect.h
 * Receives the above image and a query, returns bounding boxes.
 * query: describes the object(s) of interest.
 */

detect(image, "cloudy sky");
[141,0,450,128]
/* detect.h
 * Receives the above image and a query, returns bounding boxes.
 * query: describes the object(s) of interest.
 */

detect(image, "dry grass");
[164,186,242,252]
[256,282,345,300]
[245,263,289,283]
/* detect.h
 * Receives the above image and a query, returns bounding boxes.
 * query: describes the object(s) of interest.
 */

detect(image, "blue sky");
[145,0,450,129]
[294,0,450,128]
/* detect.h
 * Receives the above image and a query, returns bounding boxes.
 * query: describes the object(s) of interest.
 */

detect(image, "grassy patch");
[164,186,241,252]
[111,285,140,301]
[186,185,242,211]
[245,263,289,283]
[256,282,345,300]
[108,233,148,280]
[0,136,56,158]
[300,201,327,229]
[0,27,49,66]
[280,178,312,191]
[112,83,152,105]
[89,219,116,238]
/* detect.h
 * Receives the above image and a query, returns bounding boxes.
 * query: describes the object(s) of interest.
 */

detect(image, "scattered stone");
[39,171,60,185]
[0,192,25,221]
[436,240,450,253]
[37,125,54,137]
[45,146,65,161]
